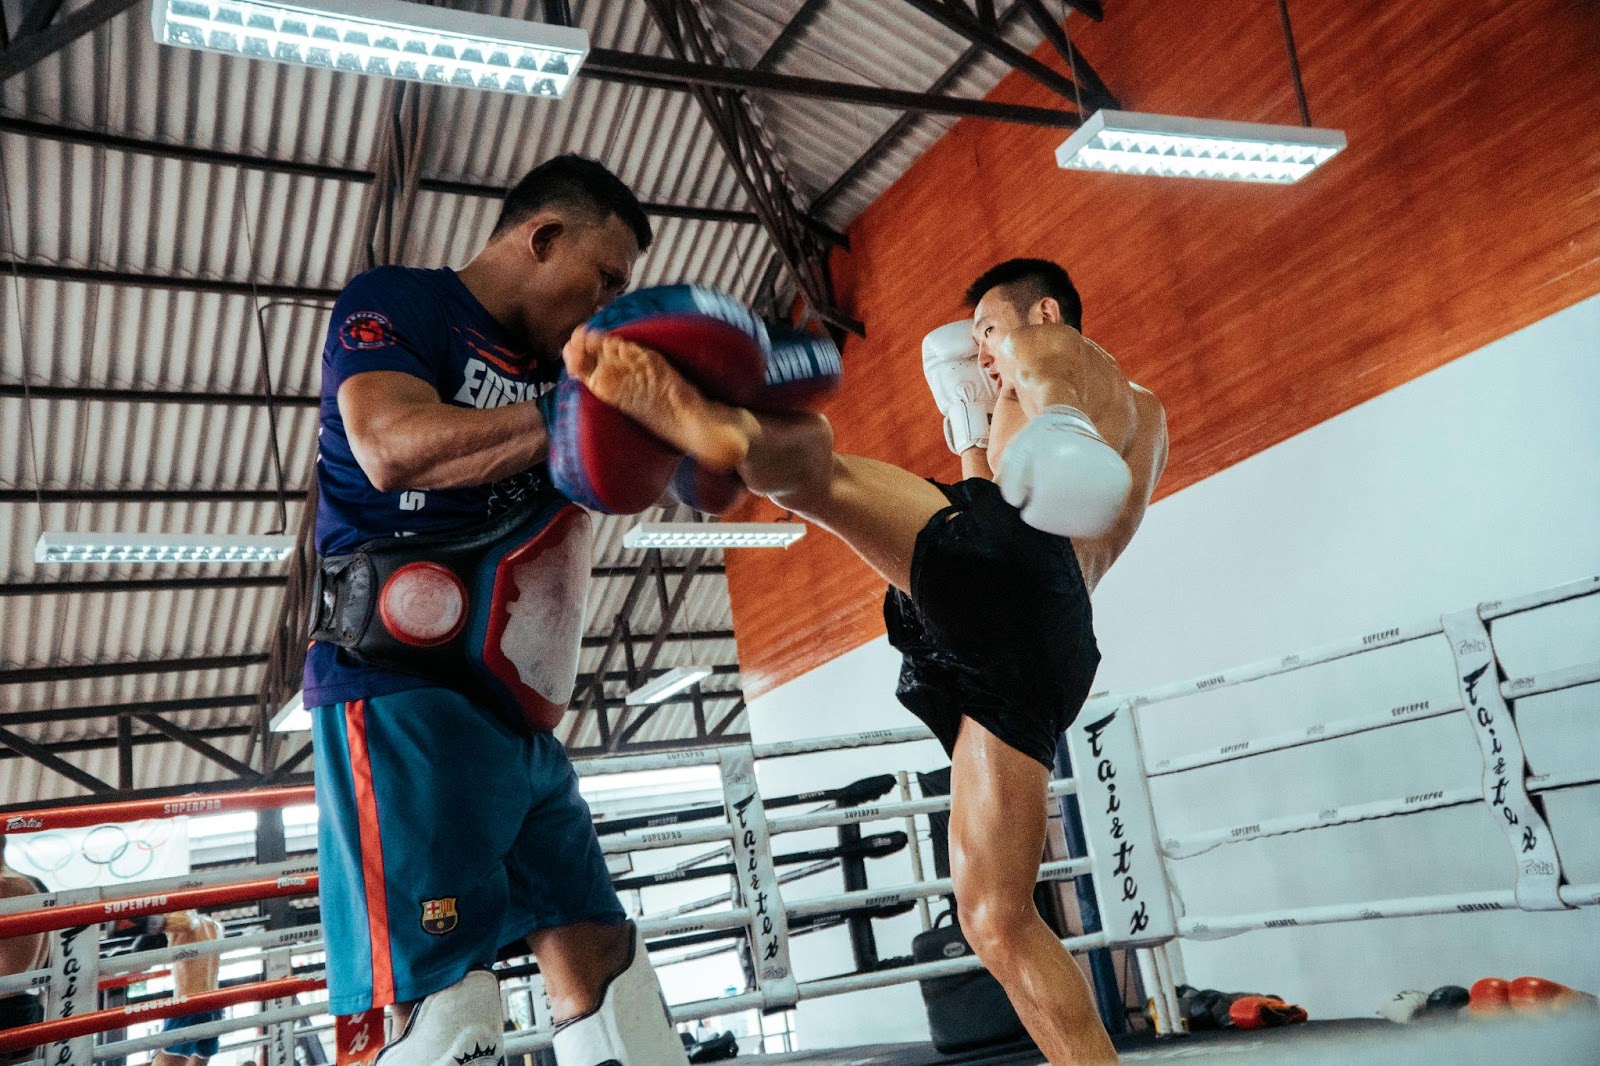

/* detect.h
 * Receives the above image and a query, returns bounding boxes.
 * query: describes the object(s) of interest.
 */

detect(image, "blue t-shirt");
[304,266,560,707]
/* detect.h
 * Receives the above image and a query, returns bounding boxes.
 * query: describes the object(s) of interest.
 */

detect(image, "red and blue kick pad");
[548,284,841,515]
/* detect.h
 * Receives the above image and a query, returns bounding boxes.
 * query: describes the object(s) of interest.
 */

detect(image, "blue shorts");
[162,1008,225,1056]
[313,688,624,1015]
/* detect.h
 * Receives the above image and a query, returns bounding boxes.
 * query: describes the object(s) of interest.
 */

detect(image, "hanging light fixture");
[1055,0,1345,184]
[1056,110,1344,184]
[35,531,296,565]
[625,665,715,706]
[151,0,588,99]
[622,521,807,550]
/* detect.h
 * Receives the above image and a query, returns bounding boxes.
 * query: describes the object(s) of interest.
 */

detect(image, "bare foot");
[562,326,758,473]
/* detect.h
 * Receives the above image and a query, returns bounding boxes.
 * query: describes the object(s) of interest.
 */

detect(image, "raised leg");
[949,718,1118,1065]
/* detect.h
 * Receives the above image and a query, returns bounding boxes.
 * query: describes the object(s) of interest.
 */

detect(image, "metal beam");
[707,701,748,737]
[0,722,115,791]
[0,653,268,686]
[754,0,830,73]
[0,693,260,728]
[607,547,707,750]
[0,770,314,813]
[813,1,1030,213]
[581,46,1079,128]
[0,117,762,227]
[117,714,133,789]
[582,628,732,649]
[641,0,863,337]
[579,551,663,713]
[0,259,342,303]
[0,574,288,598]
[16,1,69,38]
[0,486,298,504]
[0,723,252,762]
[0,0,140,80]
[264,741,315,783]
[896,0,1090,103]
[1015,0,1117,108]
[134,713,258,778]
[0,381,320,409]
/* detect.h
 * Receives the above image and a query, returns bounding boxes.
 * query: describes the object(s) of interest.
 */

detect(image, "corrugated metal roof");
[2,0,1074,802]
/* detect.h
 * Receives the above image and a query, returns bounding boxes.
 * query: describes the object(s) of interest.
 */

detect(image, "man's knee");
[953,881,1035,969]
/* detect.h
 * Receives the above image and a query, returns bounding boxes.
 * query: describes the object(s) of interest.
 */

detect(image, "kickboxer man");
[562,258,1167,1066]
[307,154,688,1066]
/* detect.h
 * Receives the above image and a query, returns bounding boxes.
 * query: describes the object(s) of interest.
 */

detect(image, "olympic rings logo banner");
[8,818,190,891]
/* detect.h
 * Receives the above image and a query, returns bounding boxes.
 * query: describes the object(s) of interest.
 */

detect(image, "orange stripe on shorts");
[345,699,396,1007]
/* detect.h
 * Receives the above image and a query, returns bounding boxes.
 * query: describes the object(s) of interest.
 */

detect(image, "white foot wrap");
[553,923,688,1066]
[376,969,504,1066]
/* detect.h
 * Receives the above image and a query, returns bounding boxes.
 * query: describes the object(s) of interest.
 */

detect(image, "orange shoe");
[1508,976,1600,1013]
[1229,995,1308,1029]
[1468,977,1511,1016]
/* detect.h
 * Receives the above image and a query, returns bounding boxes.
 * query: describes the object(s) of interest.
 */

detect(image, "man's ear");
[527,218,565,262]
[1034,297,1062,325]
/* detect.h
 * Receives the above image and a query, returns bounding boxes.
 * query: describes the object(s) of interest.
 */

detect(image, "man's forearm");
[356,399,547,491]
[960,447,994,481]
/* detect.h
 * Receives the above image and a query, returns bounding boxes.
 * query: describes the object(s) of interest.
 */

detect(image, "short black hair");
[492,154,653,251]
[964,258,1082,330]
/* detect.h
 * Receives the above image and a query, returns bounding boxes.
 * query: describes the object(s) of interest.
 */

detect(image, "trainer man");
[563,258,1166,1065]
[307,155,686,1066]
[153,909,224,1066]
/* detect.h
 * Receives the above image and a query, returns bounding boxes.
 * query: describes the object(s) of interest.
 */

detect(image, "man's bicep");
[338,371,441,439]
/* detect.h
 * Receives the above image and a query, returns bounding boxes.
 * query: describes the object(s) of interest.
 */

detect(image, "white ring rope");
[1178,880,1600,942]
[1095,575,1598,714]
[574,725,936,776]
[600,778,1077,856]
[1163,763,1600,858]
[92,1001,323,1060]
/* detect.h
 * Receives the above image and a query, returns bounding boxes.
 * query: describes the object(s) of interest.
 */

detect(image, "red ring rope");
[0,975,324,1053]
[1,786,315,834]
[0,873,318,938]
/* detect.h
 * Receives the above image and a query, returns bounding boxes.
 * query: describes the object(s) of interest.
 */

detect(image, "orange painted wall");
[729,0,1600,699]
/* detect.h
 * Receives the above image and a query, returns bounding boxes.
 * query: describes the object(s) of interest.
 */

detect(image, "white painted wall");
[742,293,1600,1042]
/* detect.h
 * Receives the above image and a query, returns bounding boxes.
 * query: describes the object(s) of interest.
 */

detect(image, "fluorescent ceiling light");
[622,522,807,550]
[35,531,296,564]
[152,0,588,99]
[1057,110,1345,184]
[626,665,714,706]
[270,691,311,733]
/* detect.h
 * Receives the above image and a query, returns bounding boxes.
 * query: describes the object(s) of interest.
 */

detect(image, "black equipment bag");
[911,910,1029,1054]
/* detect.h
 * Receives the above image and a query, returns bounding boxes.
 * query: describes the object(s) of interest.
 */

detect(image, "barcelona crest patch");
[421,897,458,936]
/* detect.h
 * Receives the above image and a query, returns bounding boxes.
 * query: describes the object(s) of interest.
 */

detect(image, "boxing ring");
[1,575,1596,1064]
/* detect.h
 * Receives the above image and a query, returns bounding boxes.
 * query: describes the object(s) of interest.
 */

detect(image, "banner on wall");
[8,818,190,890]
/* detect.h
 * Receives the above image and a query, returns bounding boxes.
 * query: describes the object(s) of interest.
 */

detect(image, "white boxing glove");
[922,321,997,455]
[996,405,1132,539]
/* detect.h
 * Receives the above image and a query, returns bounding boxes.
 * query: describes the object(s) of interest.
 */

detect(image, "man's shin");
[552,922,689,1066]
